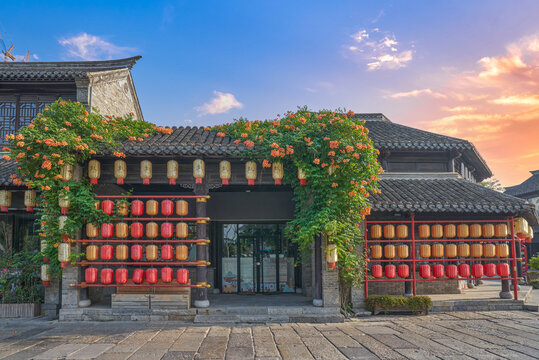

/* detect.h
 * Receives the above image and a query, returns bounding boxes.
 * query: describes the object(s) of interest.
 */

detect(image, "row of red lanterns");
[98,199,189,217]
[371,263,510,279]
[88,222,189,239]
[85,267,189,284]
[86,244,189,261]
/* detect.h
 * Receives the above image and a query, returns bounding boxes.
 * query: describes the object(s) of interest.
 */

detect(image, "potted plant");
[0,251,43,317]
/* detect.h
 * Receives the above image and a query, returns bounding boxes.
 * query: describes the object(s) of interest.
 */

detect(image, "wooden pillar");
[313,234,323,306]
[194,183,209,308]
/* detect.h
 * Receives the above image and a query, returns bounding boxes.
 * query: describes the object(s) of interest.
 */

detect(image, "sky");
[1,0,539,187]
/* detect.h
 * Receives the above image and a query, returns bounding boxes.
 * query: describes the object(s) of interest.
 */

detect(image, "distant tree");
[479,177,505,193]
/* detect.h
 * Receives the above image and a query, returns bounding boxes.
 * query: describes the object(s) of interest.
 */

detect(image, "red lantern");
[161,222,173,238]
[161,200,174,216]
[433,264,445,278]
[472,264,483,278]
[497,263,510,277]
[146,268,158,284]
[420,265,431,279]
[100,245,113,260]
[131,245,143,260]
[384,265,396,279]
[130,222,144,238]
[115,268,128,284]
[131,200,144,216]
[100,268,113,284]
[458,264,470,277]
[161,267,173,283]
[371,265,383,278]
[101,200,114,215]
[101,223,114,238]
[446,264,458,278]
[177,268,189,284]
[132,268,145,283]
[161,245,173,260]
[484,263,496,277]
[85,267,98,284]
[398,264,409,278]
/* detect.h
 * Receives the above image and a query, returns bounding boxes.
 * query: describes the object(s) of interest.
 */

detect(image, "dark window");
[387,161,447,173]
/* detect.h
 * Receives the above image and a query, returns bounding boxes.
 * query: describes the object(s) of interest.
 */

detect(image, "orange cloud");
[389,88,447,99]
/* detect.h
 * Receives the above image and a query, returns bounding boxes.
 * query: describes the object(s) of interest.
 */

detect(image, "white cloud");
[490,95,539,105]
[195,91,243,116]
[389,88,446,99]
[59,33,135,60]
[442,106,475,112]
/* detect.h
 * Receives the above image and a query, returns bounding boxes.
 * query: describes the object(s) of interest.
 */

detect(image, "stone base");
[312,298,323,307]
[499,291,513,299]
[78,299,91,308]
[194,299,210,308]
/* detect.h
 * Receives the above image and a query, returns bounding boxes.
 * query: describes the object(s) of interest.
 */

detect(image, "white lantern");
[272,162,284,185]
[60,164,74,182]
[114,160,127,185]
[140,160,152,185]
[167,160,179,185]
[219,161,231,185]
[0,190,11,212]
[24,190,36,212]
[246,161,257,185]
[88,160,100,184]
[193,159,205,184]
[58,242,71,268]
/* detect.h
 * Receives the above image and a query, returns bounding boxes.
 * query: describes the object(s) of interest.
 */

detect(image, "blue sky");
[1,1,539,185]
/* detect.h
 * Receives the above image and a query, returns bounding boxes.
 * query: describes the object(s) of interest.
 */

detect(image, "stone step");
[194,314,241,323]
[193,313,345,324]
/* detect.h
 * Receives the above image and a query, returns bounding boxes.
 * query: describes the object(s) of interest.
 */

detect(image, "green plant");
[365,295,432,312]
[530,253,539,271]
[530,279,539,289]
[0,251,42,303]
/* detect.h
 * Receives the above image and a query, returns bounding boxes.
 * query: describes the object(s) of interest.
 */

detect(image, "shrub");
[365,295,432,312]
[0,251,42,303]
[530,253,539,271]
[530,279,539,289]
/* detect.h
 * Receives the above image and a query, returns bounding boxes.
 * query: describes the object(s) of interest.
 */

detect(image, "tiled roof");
[371,177,538,225]
[505,170,539,197]
[0,56,141,81]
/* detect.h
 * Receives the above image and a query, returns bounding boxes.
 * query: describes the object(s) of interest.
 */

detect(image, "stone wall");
[365,278,462,296]
[321,235,340,307]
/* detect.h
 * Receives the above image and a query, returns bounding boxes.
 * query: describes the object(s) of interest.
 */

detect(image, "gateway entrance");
[220,223,297,294]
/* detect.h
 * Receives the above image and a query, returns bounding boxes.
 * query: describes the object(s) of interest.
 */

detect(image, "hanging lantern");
[418,225,430,238]
[385,265,396,279]
[370,245,382,259]
[177,268,189,284]
[496,243,509,257]
[41,239,49,262]
[176,200,188,216]
[527,225,534,243]
[444,224,456,238]
[115,222,128,238]
[457,224,469,238]
[272,162,284,185]
[458,264,470,277]
[446,244,457,258]
[146,200,158,216]
[176,245,189,261]
[433,264,445,278]
[86,223,98,238]
[371,265,383,278]
[115,268,128,284]
[167,160,179,185]
[471,243,483,257]
[58,194,70,215]
[41,264,51,286]
[326,244,338,269]
[58,215,67,232]
[176,222,188,238]
[0,190,12,212]
[161,200,174,216]
[146,245,158,261]
[419,244,431,258]
[161,245,174,260]
[483,243,496,258]
[419,265,431,279]
[495,223,508,238]
[472,264,483,278]
[298,168,307,186]
[193,159,205,184]
[85,267,98,284]
[383,225,395,239]
[398,264,409,278]
[497,263,510,277]
[58,242,71,268]
[114,160,127,185]
[397,245,409,258]
[131,245,143,260]
[140,160,152,185]
[484,263,497,277]
[101,200,114,215]
[101,223,114,238]
[130,222,144,238]
[432,243,444,258]
[431,225,443,239]
[88,160,100,185]
[146,268,158,284]
[131,200,144,216]
[100,245,113,260]
[482,224,495,238]
[116,245,128,261]
[245,161,257,186]
[470,224,482,238]
[370,225,382,239]
[446,264,458,278]
[146,222,159,238]
[458,243,470,257]
[161,222,173,238]
[85,245,99,261]
[24,190,36,212]
[117,202,129,216]
[161,267,173,283]
[94,201,100,210]
[60,163,74,182]
[220,161,231,185]
[384,245,395,259]
[514,217,528,239]
[396,225,408,239]
[132,269,145,284]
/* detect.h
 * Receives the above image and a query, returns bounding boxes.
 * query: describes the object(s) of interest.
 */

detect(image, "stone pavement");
[0,311,538,359]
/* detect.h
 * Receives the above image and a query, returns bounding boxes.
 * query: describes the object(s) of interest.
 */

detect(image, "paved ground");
[0,311,538,359]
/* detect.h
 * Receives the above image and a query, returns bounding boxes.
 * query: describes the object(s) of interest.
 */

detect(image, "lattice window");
[0,97,53,145]
[0,102,17,145]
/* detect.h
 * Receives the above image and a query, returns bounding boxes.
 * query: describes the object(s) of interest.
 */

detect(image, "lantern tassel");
[222,179,229,185]
[26,206,34,212]
[274,179,282,185]
[1,206,8,212]
[117,178,124,185]
[196,178,203,184]
[169,178,176,185]
[143,178,150,185]
[90,178,98,185]
[300,179,307,186]
[248,179,254,186]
